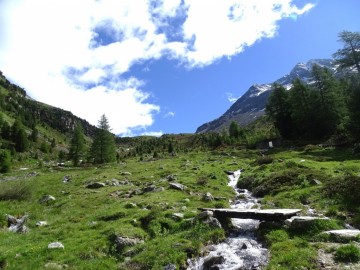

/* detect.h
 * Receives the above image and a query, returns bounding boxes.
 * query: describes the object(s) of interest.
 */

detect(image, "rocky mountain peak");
[196,59,336,134]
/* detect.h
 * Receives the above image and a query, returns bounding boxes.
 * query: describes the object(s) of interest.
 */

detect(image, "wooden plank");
[199,208,302,221]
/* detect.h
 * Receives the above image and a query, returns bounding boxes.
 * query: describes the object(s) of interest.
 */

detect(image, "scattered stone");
[105,179,120,186]
[6,214,28,233]
[180,206,187,211]
[48,242,64,249]
[143,185,156,193]
[86,182,106,189]
[27,172,38,177]
[323,229,360,241]
[309,179,322,185]
[155,187,165,192]
[197,210,214,220]
[44,262,68,269]
[203,217,222,229]
[171,213,184,221]
[183,198,190,203]
[202,192,214,201]
[121,172,132,176]
[285,216,329,228]
[113,236,144,252]
[241,243,248,249]
[39,195,56,204]
[163,264,177,270]
[166,174,177,181]
[124,202,137,209]
[203,255,225,269]
[36,221,48,227]
[169,182,187,191]
[62,175,71,183]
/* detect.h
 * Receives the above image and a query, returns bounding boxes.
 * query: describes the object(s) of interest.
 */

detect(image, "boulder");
[197,210,214,220]
[62,175,71,183]
[143,185,156,193]
[105,179,120,186]
[6,214,28,233]
[163,264,177,270]
[323,229,360,241]
[114,236,144,252]
[285,216,329,228]
[39,195,56,204]
[48,242,64,249]
[202,192,214,201]
[203,255,225,269]
[169,182,187,191]
[36,221,48,227]
[171,213,184,221]
[86,182,106,189]
[44,262,68,269]
[203,217,222,229]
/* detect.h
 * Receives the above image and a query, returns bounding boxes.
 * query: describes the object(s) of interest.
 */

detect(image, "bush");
[0,149,11,173]
[334,244,360,263]
[0,180,32,201]
[256,156,274,165]
[323,175,360,209]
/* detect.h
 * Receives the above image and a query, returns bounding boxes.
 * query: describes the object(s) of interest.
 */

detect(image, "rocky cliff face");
[196,59,336,133]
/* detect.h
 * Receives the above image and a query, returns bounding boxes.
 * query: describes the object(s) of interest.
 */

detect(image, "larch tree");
[333,31,360,74]
[69,124,86,166]
[90,114,116,164]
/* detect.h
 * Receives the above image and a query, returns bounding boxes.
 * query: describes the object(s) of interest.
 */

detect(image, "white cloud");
[0,0,315,134]
[164,111,176,118]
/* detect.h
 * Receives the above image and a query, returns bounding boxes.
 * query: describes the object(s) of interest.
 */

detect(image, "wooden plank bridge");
[199,208,302,221]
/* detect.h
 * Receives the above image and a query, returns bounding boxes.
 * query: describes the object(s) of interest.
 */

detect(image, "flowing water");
[187,170,269,270]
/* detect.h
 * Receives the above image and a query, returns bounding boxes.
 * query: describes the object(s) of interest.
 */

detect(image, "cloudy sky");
[0,0,359,136]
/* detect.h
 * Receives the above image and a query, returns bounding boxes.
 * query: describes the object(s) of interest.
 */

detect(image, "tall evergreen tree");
[288,79,313,137]
[333,31,360,73]
[90,114,116,164]
[69,124,86,166]
[310,65,346,138]
[11,119,29,152]
[266,84,293,138]
[0,149,11,173]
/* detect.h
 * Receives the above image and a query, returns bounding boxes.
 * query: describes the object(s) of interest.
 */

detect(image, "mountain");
[196,59,336,133]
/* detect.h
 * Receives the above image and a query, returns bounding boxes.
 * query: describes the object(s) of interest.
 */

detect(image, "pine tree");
[0,149,11,173]
[90,114,116,164]
[333,31,360,73]
[265,84,293,138]
[69,124,86,166]
[11,119,29,152]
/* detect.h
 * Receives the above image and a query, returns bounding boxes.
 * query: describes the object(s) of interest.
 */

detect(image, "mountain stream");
[187,170,269,270]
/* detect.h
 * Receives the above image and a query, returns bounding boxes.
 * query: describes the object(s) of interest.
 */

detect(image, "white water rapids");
[187,170,269,270]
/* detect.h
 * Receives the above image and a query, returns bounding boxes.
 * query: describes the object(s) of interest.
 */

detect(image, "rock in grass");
[323,229,360,241]
[285,216,329,227]
[171,213,184,221]
[113,236,144,252]
[164,264,177,270]
[169,182,186,191]
[39,195,56,204]
[48,242,64,249]
[6,214,28,233]
[36,221,48,227]
[202,192,214,201]
[44,262,68,269]
[86,182,106,189]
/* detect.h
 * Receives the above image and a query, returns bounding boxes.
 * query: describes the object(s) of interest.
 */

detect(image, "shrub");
[0,149,11,173]
[334,244,360,263]
[323,175,360,209]
[256,156,274,165]
[0,180,32,201]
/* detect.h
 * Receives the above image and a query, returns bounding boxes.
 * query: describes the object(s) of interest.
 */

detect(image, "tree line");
[266,31,360,143]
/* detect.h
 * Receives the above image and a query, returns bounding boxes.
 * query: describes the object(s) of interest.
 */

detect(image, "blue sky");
[0,0,359,136]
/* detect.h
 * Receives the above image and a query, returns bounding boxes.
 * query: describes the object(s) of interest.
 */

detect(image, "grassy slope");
[0,145,359,269]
